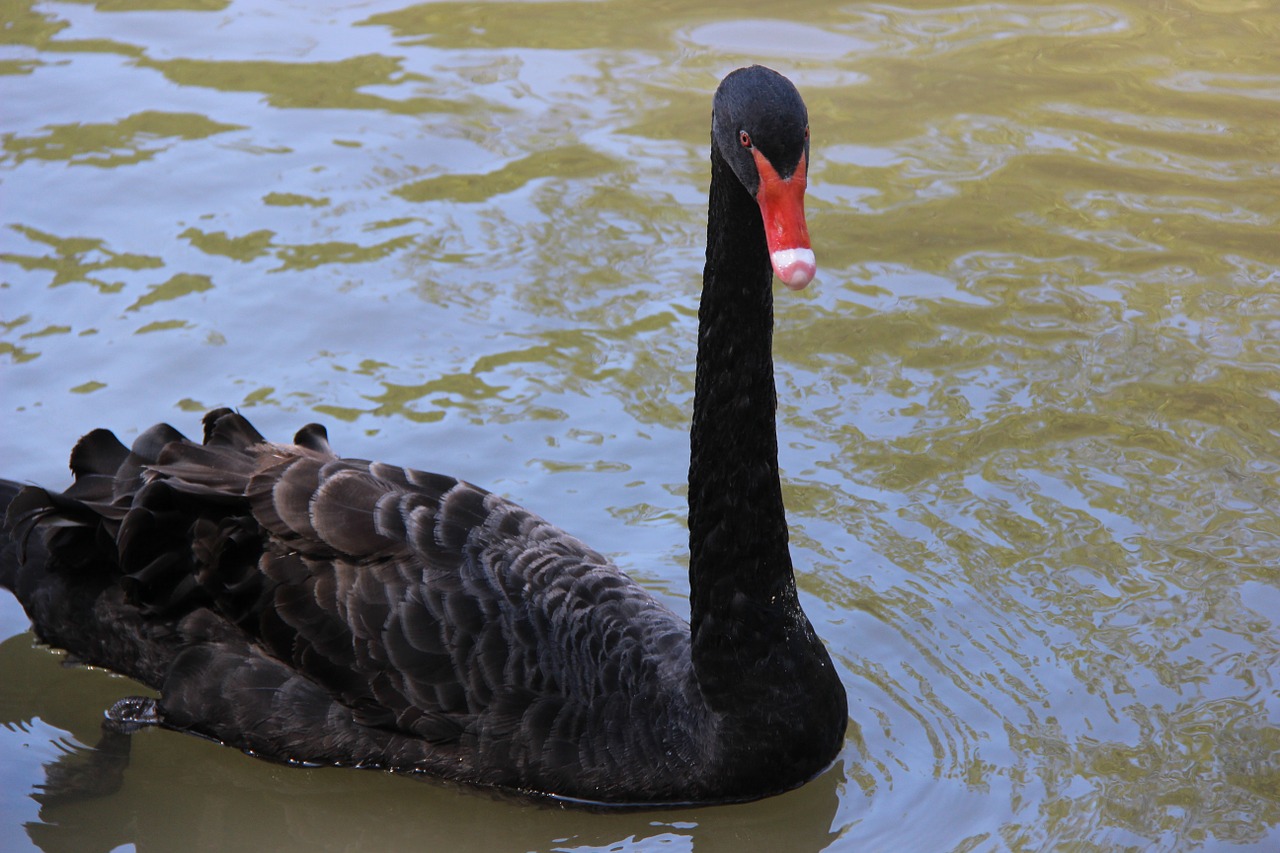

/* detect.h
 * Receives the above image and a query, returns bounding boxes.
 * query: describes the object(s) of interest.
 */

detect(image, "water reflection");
[3,0,1280,850]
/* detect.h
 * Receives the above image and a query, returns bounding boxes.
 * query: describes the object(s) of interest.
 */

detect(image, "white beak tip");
[771,248,816,290]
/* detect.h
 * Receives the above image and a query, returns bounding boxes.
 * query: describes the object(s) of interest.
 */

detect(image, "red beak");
[751,148,815,290]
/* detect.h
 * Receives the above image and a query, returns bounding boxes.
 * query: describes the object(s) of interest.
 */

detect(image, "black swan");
[0,65,847,807]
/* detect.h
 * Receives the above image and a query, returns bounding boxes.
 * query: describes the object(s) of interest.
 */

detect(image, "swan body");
[0,66,846,807]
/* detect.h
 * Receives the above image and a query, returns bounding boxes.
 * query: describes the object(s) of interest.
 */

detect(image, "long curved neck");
[688,145,800,702]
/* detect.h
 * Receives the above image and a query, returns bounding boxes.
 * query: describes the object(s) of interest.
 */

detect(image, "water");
[3,1,1278,850]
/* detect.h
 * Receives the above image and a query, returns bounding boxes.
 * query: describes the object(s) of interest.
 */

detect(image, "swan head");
[713,66,815,290]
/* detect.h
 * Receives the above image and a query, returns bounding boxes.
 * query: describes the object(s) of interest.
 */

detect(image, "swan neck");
[688,146,796,631]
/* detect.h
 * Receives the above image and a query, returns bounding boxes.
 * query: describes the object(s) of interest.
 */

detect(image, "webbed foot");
[104,695,162,734]
[33,702,152,808]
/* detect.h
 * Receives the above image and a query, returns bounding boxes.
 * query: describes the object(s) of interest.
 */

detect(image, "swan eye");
[739,130,752,148]
[804,126,810,141]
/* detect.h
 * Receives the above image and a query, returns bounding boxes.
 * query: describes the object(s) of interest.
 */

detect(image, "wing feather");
[7,409,704,795]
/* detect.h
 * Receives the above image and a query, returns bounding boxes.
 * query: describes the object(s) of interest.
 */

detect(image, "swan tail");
[0,479,24,594]
[0,410,269,686]
[0,478,176,686]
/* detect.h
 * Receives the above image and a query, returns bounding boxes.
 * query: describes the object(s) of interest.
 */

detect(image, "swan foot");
[34,710,146,809]
[104,695,163,734]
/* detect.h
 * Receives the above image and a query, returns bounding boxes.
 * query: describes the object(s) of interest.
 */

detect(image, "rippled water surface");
[3,1,1279,850]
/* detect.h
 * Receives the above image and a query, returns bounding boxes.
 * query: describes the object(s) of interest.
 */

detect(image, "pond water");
[2,0,1279,850]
